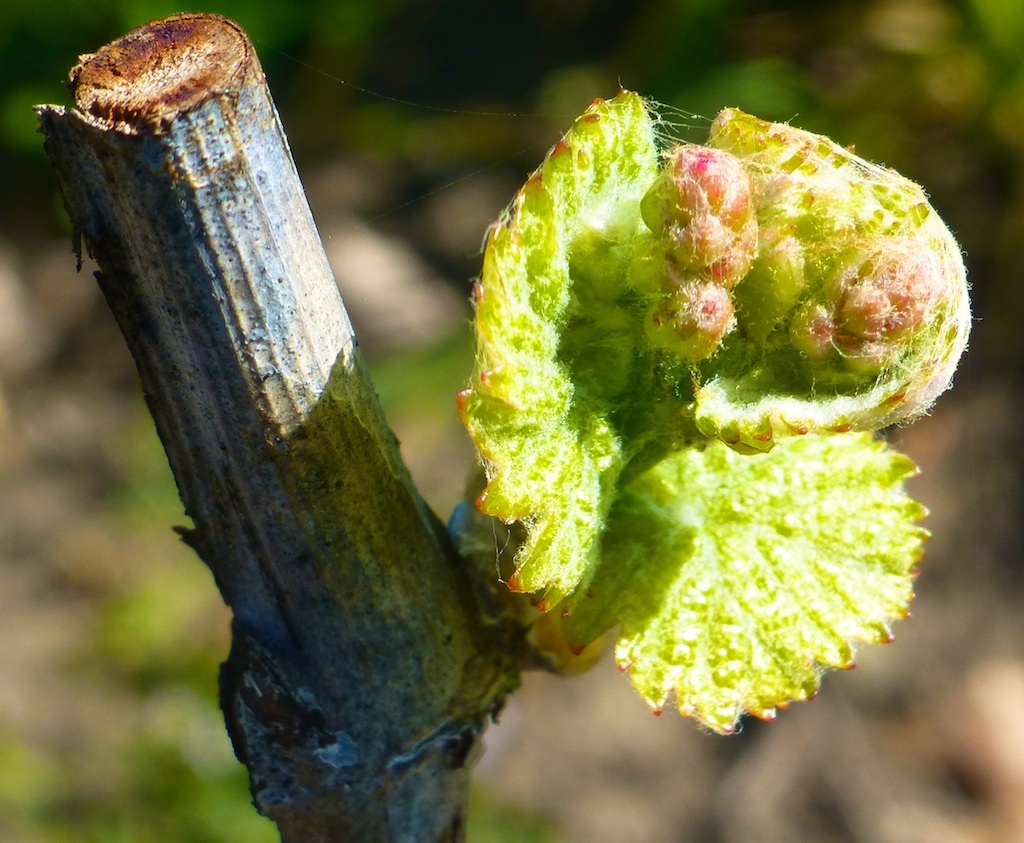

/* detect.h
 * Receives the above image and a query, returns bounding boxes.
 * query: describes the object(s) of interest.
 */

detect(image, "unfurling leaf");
[456,91,968,732]
[561,434,925,733]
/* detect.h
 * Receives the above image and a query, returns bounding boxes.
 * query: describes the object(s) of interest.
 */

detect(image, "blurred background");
[2,0,1023,840]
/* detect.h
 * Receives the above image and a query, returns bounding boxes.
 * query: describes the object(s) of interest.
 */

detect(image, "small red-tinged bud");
[791,302,837,358]
[640,145,757,284]
[841,283,894,339]
[834,240,944,343]
[793,240,946,372]
[647,281,736,361]
[669,146,752,228]
[708,225,758,285]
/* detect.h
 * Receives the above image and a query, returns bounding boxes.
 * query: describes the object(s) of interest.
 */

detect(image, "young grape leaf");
[456,90,968,730]
[458,91,660,606]
[560,433,926,733]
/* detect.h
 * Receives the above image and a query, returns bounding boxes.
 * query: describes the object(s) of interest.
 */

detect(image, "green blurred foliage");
[11,0,1024,839]
[0,0,395,149]
[469,788,563,843]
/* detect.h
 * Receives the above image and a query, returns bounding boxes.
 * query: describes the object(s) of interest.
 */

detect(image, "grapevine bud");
[640,145,757,286]
[835,241,943,342]
[461,91,968,733]
[735,226,807,343]
[790,301,837,359]
[647,280,735,361]
[791,240,945,372]
[692,107,970,448]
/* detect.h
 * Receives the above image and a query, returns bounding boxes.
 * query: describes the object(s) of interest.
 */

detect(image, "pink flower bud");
[647,281,736,361]
[791,240,946,372]
[834,241,944,342]
[790,302,837,359]
[640,145,757,285]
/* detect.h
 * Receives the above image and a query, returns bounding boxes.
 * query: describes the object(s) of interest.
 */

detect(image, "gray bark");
[37,14,519,841]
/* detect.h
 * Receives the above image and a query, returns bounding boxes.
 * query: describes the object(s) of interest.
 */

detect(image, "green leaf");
[458,90,660,606]
[456,91,967,728]
[561,432,926,733]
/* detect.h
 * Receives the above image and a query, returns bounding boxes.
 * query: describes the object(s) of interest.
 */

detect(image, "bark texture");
[38,14,519,841]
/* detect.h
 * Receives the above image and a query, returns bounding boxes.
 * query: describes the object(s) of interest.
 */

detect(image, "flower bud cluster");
[790,240,945,372]
[646,273,736,362]
[733,226,807,343]
[639,145,757,361]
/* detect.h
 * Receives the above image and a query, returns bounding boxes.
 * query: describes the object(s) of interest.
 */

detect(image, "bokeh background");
[2,1,1023,841]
